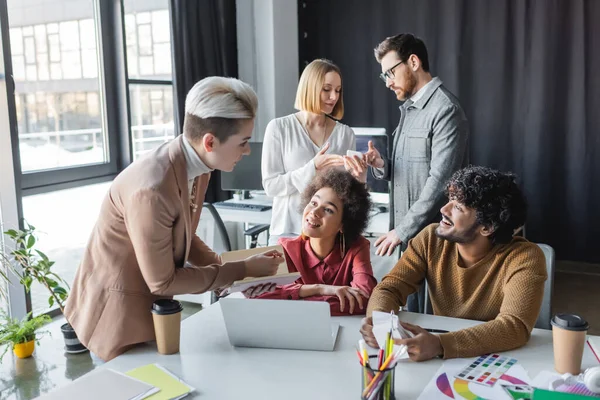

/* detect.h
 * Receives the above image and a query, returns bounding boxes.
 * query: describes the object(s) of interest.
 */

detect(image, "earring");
[340,232,346,258]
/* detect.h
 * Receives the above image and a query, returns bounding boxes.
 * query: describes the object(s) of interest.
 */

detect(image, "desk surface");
[215,195,390,234]
[100,301,598,400]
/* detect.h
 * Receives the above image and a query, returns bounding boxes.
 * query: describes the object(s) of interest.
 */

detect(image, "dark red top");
[257,235,377,315]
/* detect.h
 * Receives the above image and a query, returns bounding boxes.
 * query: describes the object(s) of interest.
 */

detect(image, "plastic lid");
[551,313,589,331]
[151,299,183,315]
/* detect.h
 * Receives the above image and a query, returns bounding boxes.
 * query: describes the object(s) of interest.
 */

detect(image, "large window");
[7,1,109,174]
[124,0,175,160]
[22,182,111,316]
[1,0,177,317]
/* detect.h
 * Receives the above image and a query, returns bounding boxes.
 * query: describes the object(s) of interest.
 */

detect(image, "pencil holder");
[360,355,396,400]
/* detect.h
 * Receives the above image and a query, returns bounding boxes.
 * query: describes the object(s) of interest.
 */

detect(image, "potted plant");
[0,311,51,360]
[3,222,87,354]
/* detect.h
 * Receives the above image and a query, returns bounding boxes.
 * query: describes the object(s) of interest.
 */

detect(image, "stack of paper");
[126,364,194,400]
[36,369,158,400]
[220,245,300,294]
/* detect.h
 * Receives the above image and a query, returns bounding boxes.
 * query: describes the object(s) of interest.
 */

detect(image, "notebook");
[36,368,158,400]
[588,336,600,363]
[126,364,194,400]
[220,245,300,294]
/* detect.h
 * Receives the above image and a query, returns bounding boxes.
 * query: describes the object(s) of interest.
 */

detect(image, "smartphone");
[346,150,363,158]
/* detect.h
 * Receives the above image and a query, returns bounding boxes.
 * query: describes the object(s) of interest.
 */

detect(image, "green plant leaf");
[48,296,54,307]
[46,278,58,288]
[54,287,67,296]
[4,229,18,237]
[21,276,33,289]
[12,249,28,258]
[35,250,49,262]
[26,235,36,249]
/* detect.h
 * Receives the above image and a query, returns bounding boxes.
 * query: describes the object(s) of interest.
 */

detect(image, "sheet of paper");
[37,368,158,400]
[531,370,563,391]
[372,311,412,344]
[220,245,293,294]
[588,336,600,363]
[417,357,531,400]
[370,311,412,360]
[224,272,301,294]
[126,364,194,400]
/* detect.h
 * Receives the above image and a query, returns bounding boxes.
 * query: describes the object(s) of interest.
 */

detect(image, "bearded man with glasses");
[362,33,469,313]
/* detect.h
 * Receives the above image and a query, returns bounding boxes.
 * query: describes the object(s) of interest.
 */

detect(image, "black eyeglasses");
[379,60,403,83]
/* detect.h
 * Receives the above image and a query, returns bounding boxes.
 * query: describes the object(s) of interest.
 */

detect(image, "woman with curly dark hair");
[247,168,377,316]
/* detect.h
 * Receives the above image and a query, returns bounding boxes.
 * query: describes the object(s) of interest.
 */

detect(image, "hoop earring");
[340,232,346,258]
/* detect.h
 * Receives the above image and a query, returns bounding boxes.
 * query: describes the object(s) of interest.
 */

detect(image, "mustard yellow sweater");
[367,224,547,359]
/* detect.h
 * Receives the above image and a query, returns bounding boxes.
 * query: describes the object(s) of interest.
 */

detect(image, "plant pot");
[61,323,88,354]
[13,340,35,359]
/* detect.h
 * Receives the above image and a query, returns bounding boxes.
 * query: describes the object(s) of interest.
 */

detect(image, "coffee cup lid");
[551,313,589,331]
[152,299,183,315]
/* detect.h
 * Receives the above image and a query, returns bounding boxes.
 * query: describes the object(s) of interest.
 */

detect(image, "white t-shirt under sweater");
[261,114,356,237]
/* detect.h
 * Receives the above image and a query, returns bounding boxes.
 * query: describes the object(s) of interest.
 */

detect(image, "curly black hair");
[445,166,527,244]
[300,169,372,247]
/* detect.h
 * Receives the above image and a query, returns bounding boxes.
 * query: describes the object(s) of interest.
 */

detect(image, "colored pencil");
[361,348,402,398]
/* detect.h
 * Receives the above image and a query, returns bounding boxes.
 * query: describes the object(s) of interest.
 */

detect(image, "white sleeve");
[348,126,357,151]
[261,119,317,197]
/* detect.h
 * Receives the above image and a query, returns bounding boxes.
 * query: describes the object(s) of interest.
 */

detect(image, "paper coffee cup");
[551,313,589,374]
[151,299,183,355]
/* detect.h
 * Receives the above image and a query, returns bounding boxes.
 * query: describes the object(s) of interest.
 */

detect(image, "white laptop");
[219,298,340,351]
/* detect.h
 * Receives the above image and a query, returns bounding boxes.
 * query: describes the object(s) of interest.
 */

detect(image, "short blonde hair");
[294,59,344,119]
[183,76,258,143]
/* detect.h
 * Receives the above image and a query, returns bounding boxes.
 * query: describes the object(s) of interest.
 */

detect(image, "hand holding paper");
[371,311,412,360]
[220,246,300,295]
[394,321,445,362]
[244,249,284,277]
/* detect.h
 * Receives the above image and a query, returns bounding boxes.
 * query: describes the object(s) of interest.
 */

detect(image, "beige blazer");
[64,136,245,361]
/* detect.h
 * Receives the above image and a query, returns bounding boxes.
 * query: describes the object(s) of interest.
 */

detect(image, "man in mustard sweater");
[361,166,547,361]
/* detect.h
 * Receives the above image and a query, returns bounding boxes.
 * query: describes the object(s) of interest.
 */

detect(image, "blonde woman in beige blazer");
[64,77,282,361]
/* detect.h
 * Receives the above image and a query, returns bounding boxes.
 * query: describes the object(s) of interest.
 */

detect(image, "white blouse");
[261,114,356,237]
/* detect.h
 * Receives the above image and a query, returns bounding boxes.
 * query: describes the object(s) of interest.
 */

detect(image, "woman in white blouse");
[262,59,366,244]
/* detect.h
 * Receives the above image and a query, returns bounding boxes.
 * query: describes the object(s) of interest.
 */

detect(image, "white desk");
[215,195,390,235]
[99,301,598,400]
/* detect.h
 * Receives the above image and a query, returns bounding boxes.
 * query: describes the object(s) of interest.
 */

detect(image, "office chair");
[535,243,555,329]
[201,202,271,250]
[421,243,555,330]
[201,203,232,253]
[200,203,271,303]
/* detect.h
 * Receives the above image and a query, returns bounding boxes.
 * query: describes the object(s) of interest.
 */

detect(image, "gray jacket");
[374,77,469,243]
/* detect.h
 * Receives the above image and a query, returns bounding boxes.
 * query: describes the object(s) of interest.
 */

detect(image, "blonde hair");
[294,59,344,119]
[183,76,258,142]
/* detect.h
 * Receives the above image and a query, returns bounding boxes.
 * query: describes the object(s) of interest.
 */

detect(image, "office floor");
[0,273,598,399]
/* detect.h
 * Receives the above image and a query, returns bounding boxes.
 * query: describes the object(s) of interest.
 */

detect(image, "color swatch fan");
[418,355,531,400]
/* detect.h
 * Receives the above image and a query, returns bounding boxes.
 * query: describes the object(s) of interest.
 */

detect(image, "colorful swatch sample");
[555,382,600,397]
[502,384,533,400]
[453,378,486,400]
[499,374,528,386]
[436,373,455,398]
[454,354,518,387]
